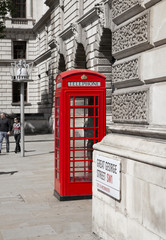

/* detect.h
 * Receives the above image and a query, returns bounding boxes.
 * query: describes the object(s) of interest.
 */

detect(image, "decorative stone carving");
[95,3,105,27]
[112,0,139,18]
[112,13,152,59]
[112,90,148,123]
[112,58,143,88]
[112,0,145,25]
[71,23,79,42]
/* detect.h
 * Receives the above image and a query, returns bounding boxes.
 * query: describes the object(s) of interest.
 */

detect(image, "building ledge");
[11,103,32,106]
[94,133,166,169]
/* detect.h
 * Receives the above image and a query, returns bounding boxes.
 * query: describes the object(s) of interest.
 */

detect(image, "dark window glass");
[12,82,27,103]
[13,41,26,59]
[12,0,26,18]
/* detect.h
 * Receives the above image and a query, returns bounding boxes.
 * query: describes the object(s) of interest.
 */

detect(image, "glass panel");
[70,172,74,182]
[74,150,86,158]
[56,98,59,106]
[56,107,59,115]
[73,97,99,106]
[74,129,85,138]
[74,172,92,182]
[56,159,59,169]
[56,170,59,180]
[86,139,94,159]
[70,118,73,128]
[56,128,59,138]
[70,97,73,106]
[70,108,73,117]
[56,149,59,158]
[56,139,59,148]
[70,139,88,149]
[56,118,59,127]
[74,161,89,171]
[78,117,87,128]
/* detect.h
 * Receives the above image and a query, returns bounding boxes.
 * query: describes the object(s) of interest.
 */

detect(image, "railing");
[11,18,28,25]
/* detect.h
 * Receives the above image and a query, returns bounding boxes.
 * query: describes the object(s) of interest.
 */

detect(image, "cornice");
[59,24,74,40]
[44,0,59,10]
[34,49,51,66]
[5,28,35,40]
[33,9,51,32]
[0,59,33,66]
[77,7,99,27]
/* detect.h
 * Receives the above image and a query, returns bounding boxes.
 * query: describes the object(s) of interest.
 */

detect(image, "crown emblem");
[81,74,87,80]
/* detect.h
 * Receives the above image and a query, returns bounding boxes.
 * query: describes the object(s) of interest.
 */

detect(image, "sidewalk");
[0,134,99,240]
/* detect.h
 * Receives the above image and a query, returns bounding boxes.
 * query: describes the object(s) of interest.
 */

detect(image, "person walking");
[12,117,21,153]
[0,113,12,153]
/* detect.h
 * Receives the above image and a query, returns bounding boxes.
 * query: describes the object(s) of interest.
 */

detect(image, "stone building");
[1,0,166,239]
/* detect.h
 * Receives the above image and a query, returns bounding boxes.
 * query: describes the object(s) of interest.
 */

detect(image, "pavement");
[0,134,100,240]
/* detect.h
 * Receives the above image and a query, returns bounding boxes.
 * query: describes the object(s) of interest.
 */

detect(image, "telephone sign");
[54,69,106,201]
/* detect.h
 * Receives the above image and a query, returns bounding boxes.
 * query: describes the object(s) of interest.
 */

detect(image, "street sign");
[96,155,121,200]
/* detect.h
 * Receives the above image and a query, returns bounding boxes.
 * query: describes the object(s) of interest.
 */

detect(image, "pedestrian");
[12,117,21,153]
[0,113,12,153]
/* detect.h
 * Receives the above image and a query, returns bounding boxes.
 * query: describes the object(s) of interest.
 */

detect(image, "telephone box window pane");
[56,97,59,106]
[56,139,59,148]
[74,150,85,158]
[56,149,59,159]
[56,128,59,138]
[73,97,98,106]
[74,172,92,182]
[56,108,59,116]
[71,139,87,149]
[73,118,86,128]
[56,159,59,169]
[70,107,99,117]
[70,119,73,128]
[56,170,59,179]
[76,117,98,128]
[70,173,74,182]
[56,118,59,127]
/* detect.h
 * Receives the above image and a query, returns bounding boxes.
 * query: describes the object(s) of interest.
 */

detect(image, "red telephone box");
[54,69,106,200]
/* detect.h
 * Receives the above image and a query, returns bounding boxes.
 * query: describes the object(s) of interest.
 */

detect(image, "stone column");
[26,0,32,19]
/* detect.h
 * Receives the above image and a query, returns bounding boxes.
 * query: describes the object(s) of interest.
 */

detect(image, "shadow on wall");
[37,64,54,133]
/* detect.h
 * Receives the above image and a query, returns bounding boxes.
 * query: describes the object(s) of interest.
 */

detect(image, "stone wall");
[93,134,166,240]
[110,0,166,137]
[92,0,166,240]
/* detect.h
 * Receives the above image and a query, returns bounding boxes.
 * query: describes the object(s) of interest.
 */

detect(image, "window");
[13,41,26,59]
[12,82,27,103]
[12,0,26,18]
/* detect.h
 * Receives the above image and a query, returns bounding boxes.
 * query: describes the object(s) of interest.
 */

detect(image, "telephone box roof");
[58,69,106,79]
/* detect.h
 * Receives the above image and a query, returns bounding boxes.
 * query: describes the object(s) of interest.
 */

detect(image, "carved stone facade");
[112,58,141,88]
[112,13,152,59]
[112,90,148,123]
[112,0,144,24]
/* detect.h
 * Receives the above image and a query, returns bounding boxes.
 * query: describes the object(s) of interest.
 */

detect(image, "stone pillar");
[26,0,32,19]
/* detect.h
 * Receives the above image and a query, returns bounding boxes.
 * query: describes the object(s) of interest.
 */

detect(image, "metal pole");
[20,82,25,157]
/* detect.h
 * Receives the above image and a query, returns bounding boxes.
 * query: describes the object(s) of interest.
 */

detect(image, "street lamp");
[11,60,33,157]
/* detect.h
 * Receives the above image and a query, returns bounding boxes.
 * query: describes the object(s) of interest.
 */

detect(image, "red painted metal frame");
[54,69,106,200]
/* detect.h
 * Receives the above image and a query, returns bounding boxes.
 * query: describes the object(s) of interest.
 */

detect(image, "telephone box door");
[65,92,105,196]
